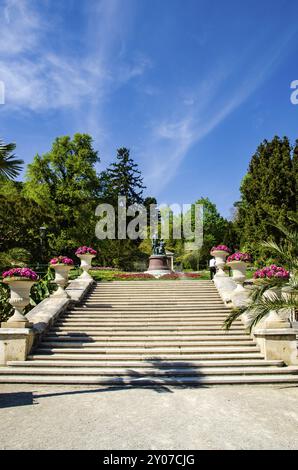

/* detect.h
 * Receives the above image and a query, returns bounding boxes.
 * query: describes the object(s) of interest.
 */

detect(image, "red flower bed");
[160,272,201,279]
[160,273,180,279]
[115,273,155,280]
[183,273,202,278]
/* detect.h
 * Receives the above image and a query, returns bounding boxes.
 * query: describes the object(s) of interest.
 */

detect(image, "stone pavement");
[0,384,298,450]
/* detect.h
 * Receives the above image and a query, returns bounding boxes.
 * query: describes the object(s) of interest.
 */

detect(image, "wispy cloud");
[0,0,150,113]
[141,27,298,194]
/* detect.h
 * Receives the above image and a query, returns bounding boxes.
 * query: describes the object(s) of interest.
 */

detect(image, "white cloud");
[0,0,150,112]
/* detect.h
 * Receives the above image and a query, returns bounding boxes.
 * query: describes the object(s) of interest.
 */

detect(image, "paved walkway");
[0,384,298,449]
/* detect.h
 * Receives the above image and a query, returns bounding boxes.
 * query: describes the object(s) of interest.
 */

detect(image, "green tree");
[173,197,234,270]
[293,139,298,210]
[98,147,148,269]
[101,147,145,205]
[24,134,101,255]
[0,139,23,180]
[235,136,296,262]
[0,180,52,262]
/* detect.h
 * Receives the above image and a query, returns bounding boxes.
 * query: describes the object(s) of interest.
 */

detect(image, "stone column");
[253,328,297,365]
[0,328,34,365]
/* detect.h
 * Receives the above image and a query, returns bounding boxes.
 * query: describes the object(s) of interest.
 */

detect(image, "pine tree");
[99,148,147,269]
[101,148,145,206]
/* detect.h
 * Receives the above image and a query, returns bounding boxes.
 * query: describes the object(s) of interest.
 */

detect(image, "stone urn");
[3,278,36,325]
[226,260,247,292]
[258,286,290,329]
[51,264,72,298]
[210,250,229,277]
[77,253,95,280]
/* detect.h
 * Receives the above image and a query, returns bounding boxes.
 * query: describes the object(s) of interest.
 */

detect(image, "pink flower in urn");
[210,245,231,254]
[75,246,97,256]
[2,267,38,281]
[227,252,252,263]
[50,256,74,266]
[254,265,289,280]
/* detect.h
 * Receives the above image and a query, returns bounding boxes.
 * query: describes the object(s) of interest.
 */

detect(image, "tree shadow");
[34,357,207,401]
[0,392,35,409]
[0,358,209,408]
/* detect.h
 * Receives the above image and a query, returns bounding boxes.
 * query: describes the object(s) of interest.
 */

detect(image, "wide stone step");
[60,315,230,321]
[54,321,231,326]
[82,301,225,306]
[65,310,230,315]
[71,308,229,313]
[34,346,260,354]
[43,334,252,341]
[0,374,298,385]
[50,325,243,332]
[26,352,267,360]
[87,295,222,299]
[44,329,249,341]
[92,281,213,285]
[59,315,232,321]
[39,339,254,348]
[8,359,285,368]
[91,286,214,289]
[2,366,297,377]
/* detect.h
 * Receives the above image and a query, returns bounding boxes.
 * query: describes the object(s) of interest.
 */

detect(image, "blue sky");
[1,0,298,218]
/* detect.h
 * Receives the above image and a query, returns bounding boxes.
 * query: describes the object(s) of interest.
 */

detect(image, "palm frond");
[223,308,246,330]
[0,140,23,180]
[261,240,289,260]
[244,294,298,331]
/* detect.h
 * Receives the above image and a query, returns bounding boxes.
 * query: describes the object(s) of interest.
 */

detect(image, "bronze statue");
[151,238,166,255]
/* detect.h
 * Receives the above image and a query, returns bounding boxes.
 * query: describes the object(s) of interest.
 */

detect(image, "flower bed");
[227,252,252,263]
[115,273,155,280]
[75,246,97,255]
[50,256,74,266]
[160,273,180,279]
[160,272,202,280]
[210,245,231,254]
[254,265,289,280]
[183,272,202,278]
[2,267,38,281]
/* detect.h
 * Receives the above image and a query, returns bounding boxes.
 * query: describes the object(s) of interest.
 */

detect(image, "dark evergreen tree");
[98,148,147,269]
[101,148,145,206]
[234,136,296,262]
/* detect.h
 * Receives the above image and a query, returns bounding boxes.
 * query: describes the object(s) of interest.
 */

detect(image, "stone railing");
[0,276,94,365]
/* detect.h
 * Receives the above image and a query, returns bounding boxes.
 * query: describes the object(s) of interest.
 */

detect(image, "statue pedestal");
[145,255,171,278]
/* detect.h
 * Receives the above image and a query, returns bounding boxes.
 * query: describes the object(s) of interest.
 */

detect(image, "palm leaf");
[223,308,246,330]
[0,139,23,180]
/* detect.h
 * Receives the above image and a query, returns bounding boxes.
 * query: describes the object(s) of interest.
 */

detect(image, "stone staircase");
[1,280,298,385]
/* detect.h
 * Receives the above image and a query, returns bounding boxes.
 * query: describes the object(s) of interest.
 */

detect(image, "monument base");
[145,255,172,278]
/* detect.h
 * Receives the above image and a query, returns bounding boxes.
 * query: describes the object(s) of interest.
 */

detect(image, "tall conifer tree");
[235,136,296,259]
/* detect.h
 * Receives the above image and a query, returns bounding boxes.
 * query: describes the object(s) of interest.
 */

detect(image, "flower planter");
[51,264,72,298]
[3,278,36,324]
[77,253,96,280]
[226,260,247,292]
[210,250,229,277]
[259,287,290,328]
